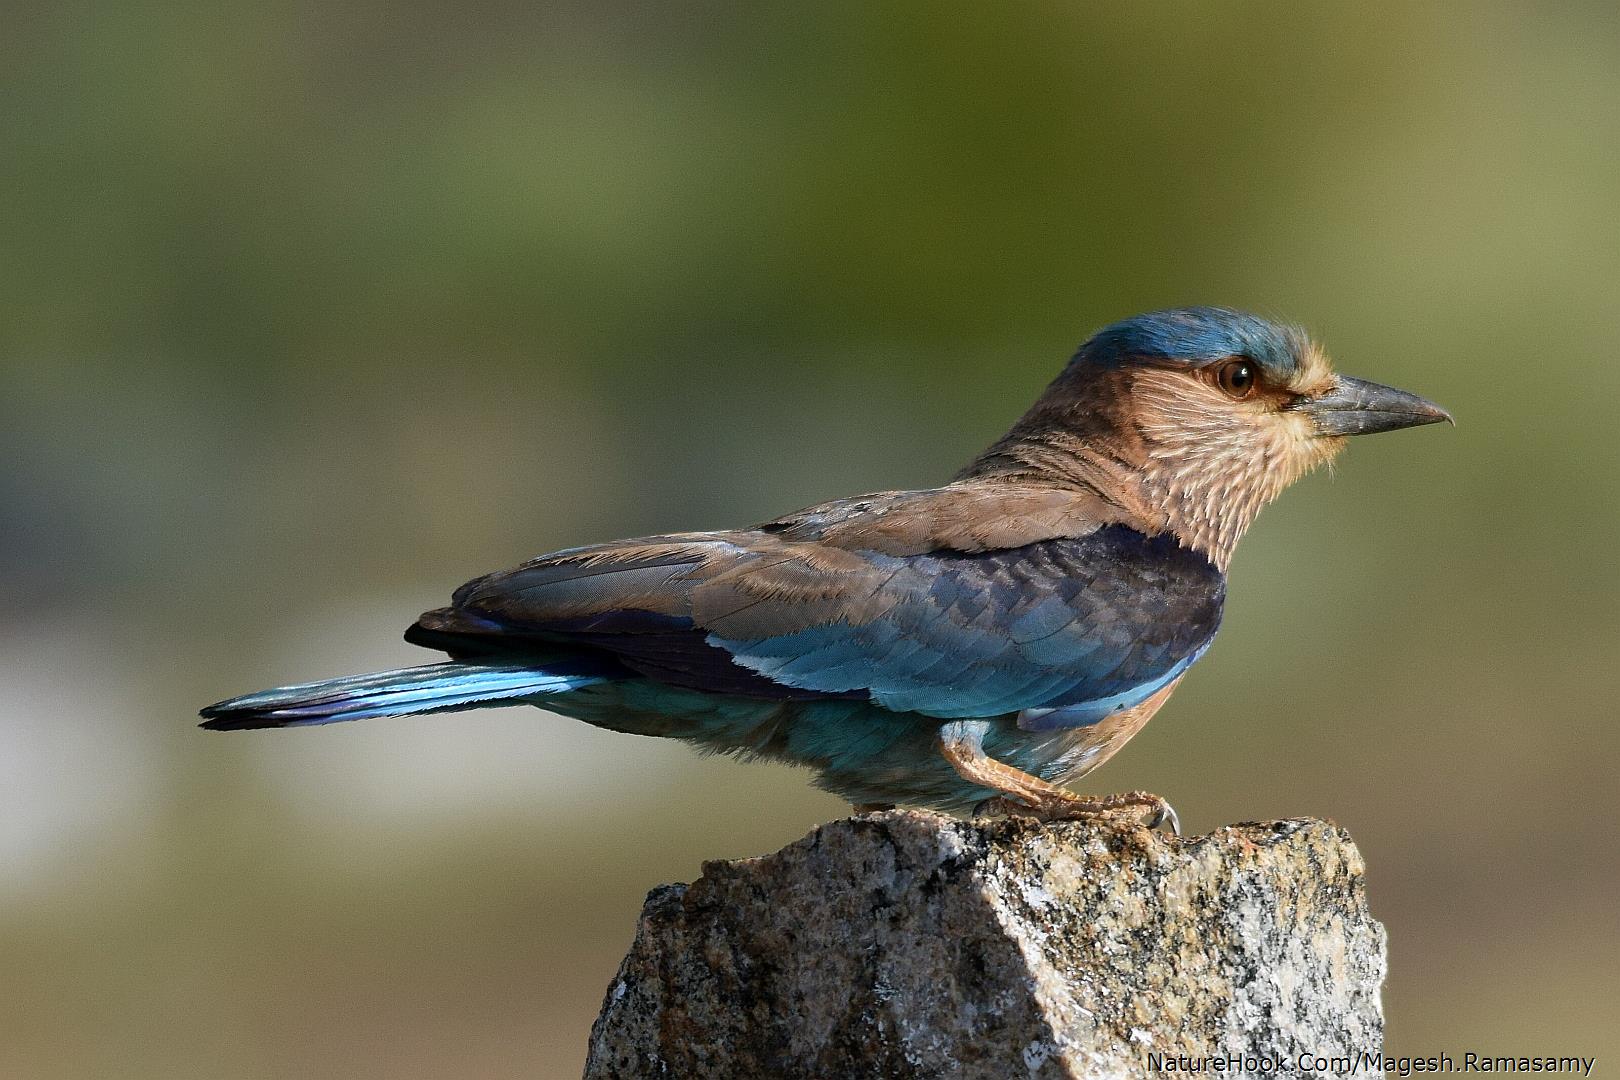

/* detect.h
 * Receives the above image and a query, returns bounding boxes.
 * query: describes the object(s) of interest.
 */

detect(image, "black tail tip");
[198,706,285,731]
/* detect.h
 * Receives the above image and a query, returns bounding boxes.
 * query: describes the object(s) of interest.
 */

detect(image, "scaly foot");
[939,720,1180,835]
[973,790,1180,835]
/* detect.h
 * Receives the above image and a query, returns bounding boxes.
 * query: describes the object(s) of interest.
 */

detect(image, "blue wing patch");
[1014,639,1213,731]
[416,523,1224,728]
[707,526,1224,723]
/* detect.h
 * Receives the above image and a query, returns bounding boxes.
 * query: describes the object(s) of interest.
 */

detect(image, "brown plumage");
[202,308,1450,830]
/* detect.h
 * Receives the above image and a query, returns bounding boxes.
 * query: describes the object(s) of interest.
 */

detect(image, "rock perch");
[585,810,1386,1079]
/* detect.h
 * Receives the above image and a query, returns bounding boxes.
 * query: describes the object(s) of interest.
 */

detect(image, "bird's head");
[966,307,1451,566]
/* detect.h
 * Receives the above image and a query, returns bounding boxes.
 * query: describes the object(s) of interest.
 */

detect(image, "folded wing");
[407,490,1224,727]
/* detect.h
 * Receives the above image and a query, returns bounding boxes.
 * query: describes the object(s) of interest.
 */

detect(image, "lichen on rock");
[585,810,1386,1079]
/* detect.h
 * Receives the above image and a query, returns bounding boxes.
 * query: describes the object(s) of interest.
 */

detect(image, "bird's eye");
[1215,360,1258,399]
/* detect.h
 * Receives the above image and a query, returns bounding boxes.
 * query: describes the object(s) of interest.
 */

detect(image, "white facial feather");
[1129,367,1343,567]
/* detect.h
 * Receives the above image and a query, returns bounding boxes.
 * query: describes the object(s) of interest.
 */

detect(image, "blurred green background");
[4,2,1617,1076]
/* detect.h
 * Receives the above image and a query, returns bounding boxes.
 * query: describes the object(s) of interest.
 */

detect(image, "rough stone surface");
[585,810,1386,1079]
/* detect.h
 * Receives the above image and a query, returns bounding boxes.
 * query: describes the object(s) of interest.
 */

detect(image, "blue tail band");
[199,660,608,729]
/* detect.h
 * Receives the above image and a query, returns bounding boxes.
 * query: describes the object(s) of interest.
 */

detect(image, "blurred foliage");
[2,2,1617,1077]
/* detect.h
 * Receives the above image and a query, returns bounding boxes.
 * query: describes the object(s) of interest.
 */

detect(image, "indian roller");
[201,308,1450,831]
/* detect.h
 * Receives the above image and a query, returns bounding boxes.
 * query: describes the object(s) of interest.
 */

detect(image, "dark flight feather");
[405,486,1224,728]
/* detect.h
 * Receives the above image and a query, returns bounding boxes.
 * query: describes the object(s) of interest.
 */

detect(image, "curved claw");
[1145,798,1181,836]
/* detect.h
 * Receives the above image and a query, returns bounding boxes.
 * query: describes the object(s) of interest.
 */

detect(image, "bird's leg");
[938,720,1179,834]
[852,802,896,814]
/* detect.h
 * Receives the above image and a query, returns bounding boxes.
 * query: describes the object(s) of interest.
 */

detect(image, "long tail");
[199,660,609,730]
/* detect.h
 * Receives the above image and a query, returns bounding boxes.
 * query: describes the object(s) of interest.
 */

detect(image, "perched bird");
[201,308,1449,830]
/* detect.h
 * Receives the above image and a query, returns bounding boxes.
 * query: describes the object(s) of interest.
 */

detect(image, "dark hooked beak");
[1294,376,1453,437]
